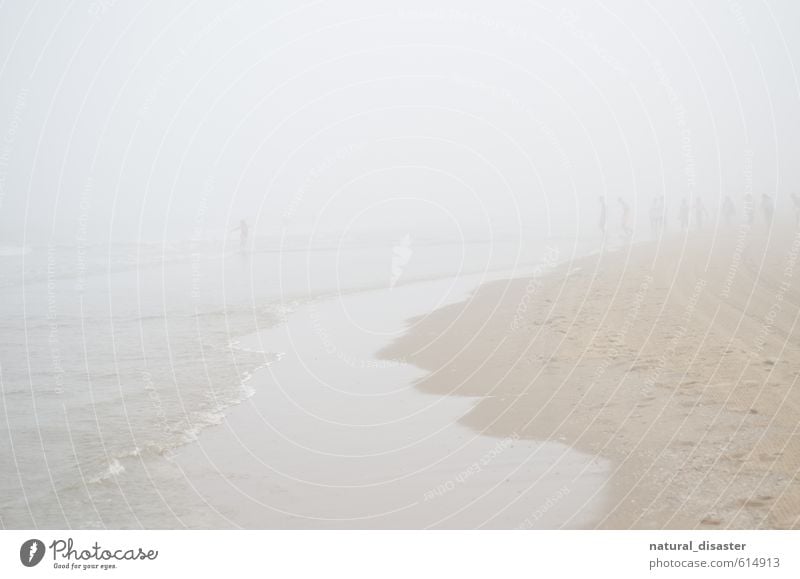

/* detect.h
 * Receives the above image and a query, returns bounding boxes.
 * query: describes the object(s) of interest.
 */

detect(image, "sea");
[0,232,604,528]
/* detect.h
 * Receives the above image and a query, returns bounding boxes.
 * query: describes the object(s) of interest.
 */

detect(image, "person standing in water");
[232,219,249,250]
[678,198,690,231]
[618,197,632,238]
[721,195,736,226]
[598,196,607,236]
[693,196,709,230]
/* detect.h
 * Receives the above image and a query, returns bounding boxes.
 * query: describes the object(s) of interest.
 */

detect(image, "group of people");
[677,196,710,231]
[717,193,779,228]
[598,196,634,238]
[597,193,792,238]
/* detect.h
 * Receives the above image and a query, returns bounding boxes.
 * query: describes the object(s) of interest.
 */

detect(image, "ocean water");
[173,274,610,529]
[0,233,591,528]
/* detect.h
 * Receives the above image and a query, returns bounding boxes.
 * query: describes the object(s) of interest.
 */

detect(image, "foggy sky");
[1,0,799,245]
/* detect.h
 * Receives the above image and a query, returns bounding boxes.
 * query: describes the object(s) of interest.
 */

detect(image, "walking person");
[762,194,774,227]
[721,195,736,226]
[693,196,709,230]
[649,196,660,238]
[791,193,800,226]
[743,193,755,226]
[618,197,632,238]
[678,198,690,231]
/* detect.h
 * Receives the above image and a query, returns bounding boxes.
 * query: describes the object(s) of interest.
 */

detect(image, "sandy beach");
[168,268,611,529]
[379,227,800,529]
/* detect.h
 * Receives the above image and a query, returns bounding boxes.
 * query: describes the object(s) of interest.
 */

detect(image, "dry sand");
[379,226,800,529]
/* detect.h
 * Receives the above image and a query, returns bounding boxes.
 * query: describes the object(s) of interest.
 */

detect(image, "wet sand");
[379,227,800,529]
[171,271,611,528]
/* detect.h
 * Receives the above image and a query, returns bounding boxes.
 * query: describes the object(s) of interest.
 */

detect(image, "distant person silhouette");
[232,219,249,250]
[618,197,632,238]
[679,198,690,231]
[649,195,666,237]
[657,195,666,232]
[762,194,774,226]
[743,193,755,226]
[598,196,607,235]
[693,197,709,230]
[791,194,800,226]
[721,195,736,226]
[649,196,659,237]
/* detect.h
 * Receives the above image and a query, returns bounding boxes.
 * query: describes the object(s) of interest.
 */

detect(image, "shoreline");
[378,228,800,529]
[170,265,611,528]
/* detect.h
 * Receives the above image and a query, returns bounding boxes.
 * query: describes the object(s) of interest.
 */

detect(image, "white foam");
[89,458,126,484]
